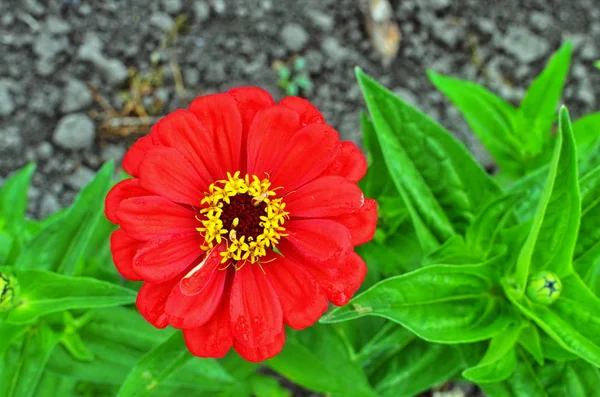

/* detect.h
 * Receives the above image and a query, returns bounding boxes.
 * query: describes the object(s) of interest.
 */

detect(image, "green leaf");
[15,162,115,274]
[322,261,513,343]
[118,332,234,396]
[33,372,77,397]
[267,325,377,397]
[518,41,572,147]
[6,269,136,324]
[357,68,501,252]
[517,323,544,366]
[480,350,549,397]
[462,323,521,383]
[427,70,522,175]
[573,112,600,158]
[250,374,290,397]
[356,323,416,373]
[0,323,60,397]
[0,164,35,232]
[0,323,29,357]
[0,230,14,265]
[503,273,600,366]
[465,194,520,258]
[371,339,462,397]
[421,235,480,266]
[514,107,580,290]
[574,164,600,291]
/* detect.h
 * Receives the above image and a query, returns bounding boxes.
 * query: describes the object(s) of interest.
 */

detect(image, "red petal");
[233,329,285,363]
[266,256,328,330]
[279,96,325,126]
[136,278,179,328]
[286,175,364,218]
[230,264,283,348]
[110,229,143,281]
[179,244,227,296]
[285,219,352,266]
[105,178,152,224]
[330,198,378,246]
[227,87,274,134]
[151,109,218,183]
[133,232,203,283]
[188,94,243,176]
[300,251,367,306]
[139,146,207,206]
[325,141,367,183]
[166,266,229,329]
[123,134,154,178]
[117,196,198,241]
[270,124,340,194]
[246,105,301,176]
[184,296,233,358]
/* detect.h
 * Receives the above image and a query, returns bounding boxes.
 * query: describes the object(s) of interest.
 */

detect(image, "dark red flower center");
[220,194,267,241]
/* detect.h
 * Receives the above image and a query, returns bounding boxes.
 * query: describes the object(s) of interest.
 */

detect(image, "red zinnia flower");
[105,88,377,362]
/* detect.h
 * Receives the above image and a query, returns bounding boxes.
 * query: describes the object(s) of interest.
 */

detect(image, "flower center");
[197,171,288,266]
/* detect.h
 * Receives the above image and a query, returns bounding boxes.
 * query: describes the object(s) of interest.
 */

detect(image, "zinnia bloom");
[105,88,377,362]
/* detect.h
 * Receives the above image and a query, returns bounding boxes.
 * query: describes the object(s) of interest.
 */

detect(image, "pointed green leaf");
[118,332,234,396]
[503,273,600,366]
[421,235,480,266]
[465,194,520,257]
[0,164,35,232]
[0,323,60,397]
[0,323,29,357]
[267,325,377,397]
[518,41,572,146]
[573,112,600,159]
[356,68,501,252]
[356,323,415,372]
[15,162,115,274]
[517,324,544,366]
[515,107,580,290]
[371,340,462,397]
[462,323,522,383]
[574,164,600,292]
[427,70,522,175]
[322,261,513,343]
[6,269,136,324]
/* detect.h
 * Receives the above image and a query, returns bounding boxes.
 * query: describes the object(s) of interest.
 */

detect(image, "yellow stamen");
[197,172,289,267]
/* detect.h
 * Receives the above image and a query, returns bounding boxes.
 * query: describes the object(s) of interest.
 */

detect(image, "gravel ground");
[1,0,599,219]
[1,0,598,395]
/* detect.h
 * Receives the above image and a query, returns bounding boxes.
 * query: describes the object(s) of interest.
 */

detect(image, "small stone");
[432,20,465,48]
[281,23,309,52]
[53,114,96,150]
[428,0,451,11]
[194,1,211,22]
[33,33,69,60]
[39,193,61,218]
[65,167,95,190]
[60,79,93,113]
[36,142,54,160]
[0,80,15,117]
[304,49,324,73]
[213,0,226,14]
[162,0,182,14]
[79,4,93,16]
[306,9,334,32]
[183,68,200,86]
[150,12,175,31]
[321,37,348,64]
[78,35,128,87]
[529,12,553,31]
[501,26,550,64]
[25,0,45,17]
[101,144,126,162]
[45,16,72,35]
[580,41,598,60]
[0,126,21,150]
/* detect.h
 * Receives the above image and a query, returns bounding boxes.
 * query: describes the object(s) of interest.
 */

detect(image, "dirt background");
[0,0,599,395]
[1,0,599,219]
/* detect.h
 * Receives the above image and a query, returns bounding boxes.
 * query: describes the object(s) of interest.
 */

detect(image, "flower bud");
[526,271,561,305]
[0,272,19,312]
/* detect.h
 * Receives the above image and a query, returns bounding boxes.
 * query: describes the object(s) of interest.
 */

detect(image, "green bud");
[526,271,562,305]
[0,272,19,312]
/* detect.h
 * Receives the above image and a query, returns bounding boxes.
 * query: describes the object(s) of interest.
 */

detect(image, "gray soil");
[1,0,599,219]
[1,0,598,395]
